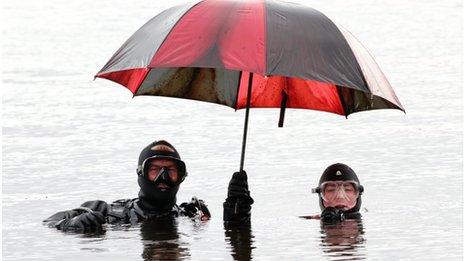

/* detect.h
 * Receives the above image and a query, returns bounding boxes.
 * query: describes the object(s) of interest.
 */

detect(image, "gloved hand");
[226,170,254,205]
[321,207,345,224]
[180,197,211,220]
[223,170,253,224]
[59,208,106,232]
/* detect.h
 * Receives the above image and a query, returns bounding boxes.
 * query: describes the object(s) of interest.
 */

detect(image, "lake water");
[2,0,463,260]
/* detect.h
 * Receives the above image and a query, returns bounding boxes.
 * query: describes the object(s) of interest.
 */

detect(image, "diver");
[43,140,210,232]
[310,163,364,223]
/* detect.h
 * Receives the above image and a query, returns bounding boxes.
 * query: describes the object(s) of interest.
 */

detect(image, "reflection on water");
[224,224,255,261]
[77,230,108,252]
[140,218,190,261]
[319,219,366,260]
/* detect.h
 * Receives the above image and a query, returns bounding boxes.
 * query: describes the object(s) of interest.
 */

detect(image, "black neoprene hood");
[318,163,360,185]
[315,163,364,214]
[136,140,187,179]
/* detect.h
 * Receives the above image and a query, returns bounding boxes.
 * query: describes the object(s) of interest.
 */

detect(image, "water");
[2,0,463,260]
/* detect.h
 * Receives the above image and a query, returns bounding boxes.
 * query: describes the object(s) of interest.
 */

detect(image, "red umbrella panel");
[96,0,404,170]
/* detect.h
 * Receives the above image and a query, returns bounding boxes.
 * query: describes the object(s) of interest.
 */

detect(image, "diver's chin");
[156,183,171,192]
[324,204,349,211]
[337,205,351,211]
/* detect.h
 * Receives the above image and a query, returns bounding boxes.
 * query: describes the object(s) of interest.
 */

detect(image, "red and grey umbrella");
[96,0,404,171]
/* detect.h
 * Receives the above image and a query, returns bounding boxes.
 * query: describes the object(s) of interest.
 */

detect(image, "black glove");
[321,207,345,224]
[180,197,211,220]
[223,171,254,224]
[226,171,254,205]
[59,208,106,232]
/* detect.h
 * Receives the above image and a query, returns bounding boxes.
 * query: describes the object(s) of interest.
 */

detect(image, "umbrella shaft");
[240,73,253,172]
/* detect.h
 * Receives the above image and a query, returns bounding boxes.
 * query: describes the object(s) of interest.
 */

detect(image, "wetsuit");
[44,197,210,232]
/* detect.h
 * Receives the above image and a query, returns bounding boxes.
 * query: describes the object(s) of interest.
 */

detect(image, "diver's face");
[321,181,359,211]
[147,159,179,190]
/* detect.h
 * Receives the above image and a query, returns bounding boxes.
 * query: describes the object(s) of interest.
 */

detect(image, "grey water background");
[2,0,463,260]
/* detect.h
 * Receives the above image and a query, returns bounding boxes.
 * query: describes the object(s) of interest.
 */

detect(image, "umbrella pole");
[239,72,253,172]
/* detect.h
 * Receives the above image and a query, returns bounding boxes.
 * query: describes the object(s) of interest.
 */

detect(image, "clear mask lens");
[320,181,360,202]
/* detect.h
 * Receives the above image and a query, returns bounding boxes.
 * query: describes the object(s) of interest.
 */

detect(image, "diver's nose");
[335,189,345,199]
[159,167,170,180]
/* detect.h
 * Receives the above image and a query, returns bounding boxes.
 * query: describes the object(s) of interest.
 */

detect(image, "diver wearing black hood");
[44,140,210,232]
[136,140,187,214]
[312,163,364,223]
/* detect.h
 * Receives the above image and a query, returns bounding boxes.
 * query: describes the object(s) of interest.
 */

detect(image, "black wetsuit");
[44,197,210,232]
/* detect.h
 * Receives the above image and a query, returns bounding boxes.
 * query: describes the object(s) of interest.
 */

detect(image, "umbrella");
[95,0,404,172]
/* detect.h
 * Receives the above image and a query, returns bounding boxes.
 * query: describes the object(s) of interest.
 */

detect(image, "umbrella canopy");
[95,0,404,170]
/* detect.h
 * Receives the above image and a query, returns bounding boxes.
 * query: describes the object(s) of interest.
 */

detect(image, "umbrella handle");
[239,73,253,172]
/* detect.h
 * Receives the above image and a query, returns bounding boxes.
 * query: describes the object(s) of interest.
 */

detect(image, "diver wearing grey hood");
[44,140,210,232]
